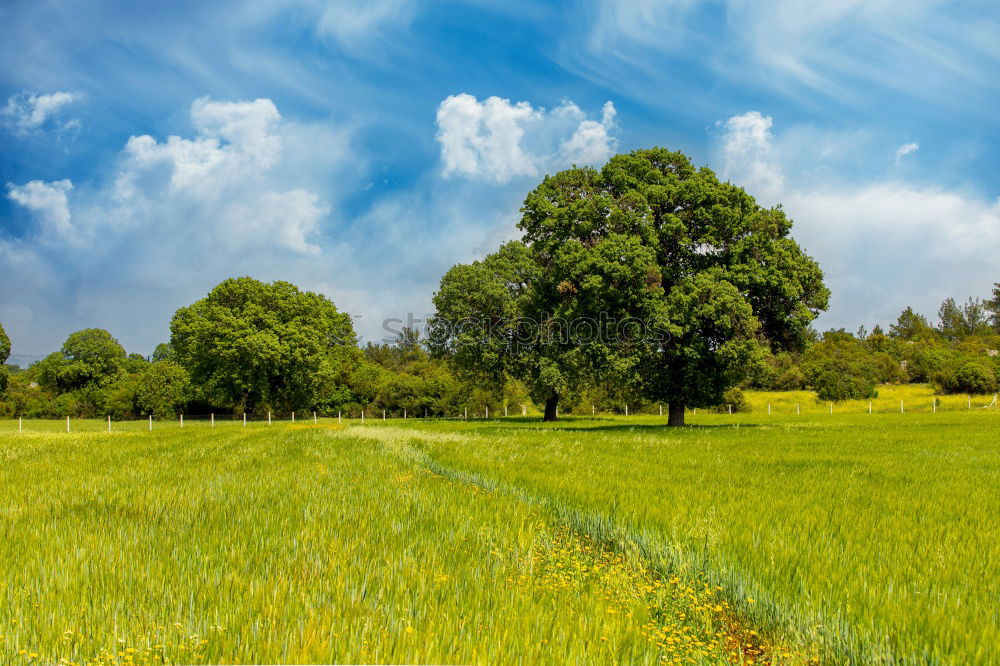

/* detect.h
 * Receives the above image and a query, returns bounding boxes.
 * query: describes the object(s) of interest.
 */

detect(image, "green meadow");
[2,387,998,664]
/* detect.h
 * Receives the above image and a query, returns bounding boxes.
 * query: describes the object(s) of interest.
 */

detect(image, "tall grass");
[1,424,765,665]
[3,385,997,664]
[385,409,1000,663]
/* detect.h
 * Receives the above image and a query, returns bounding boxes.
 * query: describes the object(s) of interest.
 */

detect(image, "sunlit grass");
[1,424,768,665]
[3,385,997,664]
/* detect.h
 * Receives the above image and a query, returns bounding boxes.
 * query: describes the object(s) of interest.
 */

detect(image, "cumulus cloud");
[717,110,1000,329]
[0,97,366,354]
[895,141,919,164]
[107,97,323,253]
[1,91,82,135]
[436,94,618,184]
[719,111,784,201]
[7,179,74,236]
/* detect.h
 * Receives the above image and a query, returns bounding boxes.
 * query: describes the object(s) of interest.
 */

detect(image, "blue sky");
[2,0,999,360]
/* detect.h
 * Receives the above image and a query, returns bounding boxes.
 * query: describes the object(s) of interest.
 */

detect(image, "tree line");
[1,147,998,422]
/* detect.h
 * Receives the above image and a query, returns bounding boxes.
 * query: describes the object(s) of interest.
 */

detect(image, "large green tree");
[170,277,355,413]
[440,148,828,425]
[35,328,128,392]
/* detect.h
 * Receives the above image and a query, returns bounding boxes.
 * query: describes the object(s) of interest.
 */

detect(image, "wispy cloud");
[559,1,1000,118]
[895,142,920,164]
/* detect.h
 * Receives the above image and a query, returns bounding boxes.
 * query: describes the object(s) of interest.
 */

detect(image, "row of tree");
[1,286,997,420]
[752,292,1000,401]
[1,147,998,422]
[0,280,533,420]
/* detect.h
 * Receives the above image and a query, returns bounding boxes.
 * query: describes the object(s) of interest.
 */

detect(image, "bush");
[947,361,996,395]
[711,387,749,413]
[813,370,877,401]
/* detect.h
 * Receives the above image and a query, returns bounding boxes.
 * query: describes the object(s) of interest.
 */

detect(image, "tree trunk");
[543,395,559,422]
[667,401,685,427]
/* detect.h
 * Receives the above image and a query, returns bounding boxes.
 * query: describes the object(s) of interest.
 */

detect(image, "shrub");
[813,370,877,401]
[952,361,996,394]
[711,387,749,413]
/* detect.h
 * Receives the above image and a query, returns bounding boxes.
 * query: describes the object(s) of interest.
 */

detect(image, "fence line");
[7,393,998,433]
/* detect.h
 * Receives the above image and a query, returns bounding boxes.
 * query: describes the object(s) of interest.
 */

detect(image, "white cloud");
[0,97,367,354]
[719,111,784,201]
[1,91,82,134]
[559,100,618,166]
[105,97,324,254]
[7,179,74,236]
[717,110,1000,329]
[895,141,919,164]
[436,94,619,184]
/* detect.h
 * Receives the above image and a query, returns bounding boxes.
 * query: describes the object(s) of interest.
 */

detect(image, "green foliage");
[58,328,128,391]
[710,387,749,413]
[151,342,175,362]
[936,297,992,340]
[170,277,356,413]
[933,358,998,395]
[888,306,934,340]
[0,321,9,395]
[802,331,880,401]
[135,361,191,417]
[433,148,829,424]
[986,282,1000,333]
[520,149,828,424]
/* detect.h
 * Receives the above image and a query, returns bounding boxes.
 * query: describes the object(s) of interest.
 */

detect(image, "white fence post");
[148,415,152,431]
[338,411,341,423]
[66,416,70,433]
[292,411,295,423]
[796,404,800,415]
[464,407,467,419]
[19,417,22,433]
[243,412,247,427]
[869,401,872,414]
[361,410,365,423]
[313,411,317,424]
[728,404,732,415]
[211,413,215,427]
[768,403,771,415]
[485,405,489,418]
[625,404,628,416]
[383,409,386,420]
[107,415,111,432]
[180,413,184,428]
[900,400,904,413]
[268,411,272,426]
[933,400,936,413]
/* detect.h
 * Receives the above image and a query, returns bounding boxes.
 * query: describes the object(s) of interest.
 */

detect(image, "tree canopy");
[433,147,829,424]
[170,277,356,414]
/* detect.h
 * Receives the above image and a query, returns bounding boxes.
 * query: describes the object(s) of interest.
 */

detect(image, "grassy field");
[2,386,998,664]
